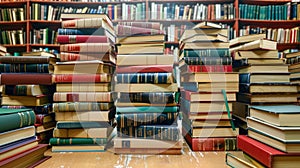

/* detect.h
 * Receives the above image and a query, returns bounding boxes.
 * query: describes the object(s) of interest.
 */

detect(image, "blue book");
[116,73,174,84]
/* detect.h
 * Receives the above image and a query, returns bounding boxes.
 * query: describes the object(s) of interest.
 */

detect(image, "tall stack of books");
[230,34,298,134]
[0,108,49,168]
[114,21,182,155]
[285,51,300,104]
[179,21,239,151]
[49,14,116,152]
[227,105,300,168]
[0,52,57,144]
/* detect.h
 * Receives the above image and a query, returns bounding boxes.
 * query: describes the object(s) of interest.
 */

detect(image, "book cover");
[0,73,52,85]
[53,102,114,112]
[115,65,173,73]
[53,74,112,83]
[116,72,175,84]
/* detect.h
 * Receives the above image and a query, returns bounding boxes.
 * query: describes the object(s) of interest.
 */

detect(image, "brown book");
[115,83,178,92]
[229,33,266,47]
[53,92,115,102]
[22,51,56,57]
[233,50,279,60]
[0,126,35,146]
[56,83,111,92]
[54,60,114,74]
[0,56,57,64]
[60,43,112,53]
[53,127,113,138]
[232,102,250,119]
[60,52,116,64]
[117,54,174,66]
[0,73,52,85]
[53,74,112,83]
[55,110,115,122]
[181,72,239,83]
[1,95,49,106]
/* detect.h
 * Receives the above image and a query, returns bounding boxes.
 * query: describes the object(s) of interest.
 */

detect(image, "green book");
[0,108,35,133]
[49,138,108,145]
[116,106,179,113]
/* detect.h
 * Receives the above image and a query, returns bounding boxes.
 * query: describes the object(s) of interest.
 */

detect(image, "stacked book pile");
[0,108,49,168]
[230,34,298,134]
[179,21,239,151]
[0,52,57,144]
[285,51,300,104]
[114,22,182,155]
[227,105,300,168]
[50,13,116,152]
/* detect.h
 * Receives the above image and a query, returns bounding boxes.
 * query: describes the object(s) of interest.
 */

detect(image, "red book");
[116,65,173,73]
[238,135,300,167]
[181,65,233,73]
[1,73,52,85]
[184,131,237,151]
[53,74,112,83]
[116,25,164,36]
[57,35,112,44]
[118,22,161,30]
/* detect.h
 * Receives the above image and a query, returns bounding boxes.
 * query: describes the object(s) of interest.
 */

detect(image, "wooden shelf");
[239,19,300,29]
[3,44,26,48]
[277,43,300,51]
[30,44,60,48]
[148,19,235,23]
[148,0,234,3]
[28,0,145,5]
[239,0,291,5]
[0,21,27,25]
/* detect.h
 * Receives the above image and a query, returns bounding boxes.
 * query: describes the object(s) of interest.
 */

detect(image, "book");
[53,60,114,74]
[2,104,52,114]
[249,105,300,126]
[239,83,298,93]
[181,33,228,43]
[226,152,264,168]
[117,34,165,44]
[57,28,111,36]
[180,56,232,66]
[184,112,232,120]
[0,144,48,168]
[117,54,174,66]
[230,39,277,52]
[181,48,230,57]
[233,50,279,60]
[285,51,300,58]
[116,72,175,84]
[181,82,239,92]
[118,92,178,104]
[116,65,173,73]
[234,58,284,66]
[49,137,108,146]
[53,102,114,112]
[114,137,182,149]
[60,52,116,64]
[247,117,300,141]
[229,34,266,47]
[53,74,112,83]
[60,43,112,53]
[182,113,232,127]
[0,126,35,146]
[237,93,298,104]
[116,25,164,36]
[116,106,178,113]
[55,121,112,129]
[181,98,232,112]
[53,92,115,102]
[55,110,115,122]
[182,72,238,83]
[182,90,236,102]
[35,113,55,125]
[114,148,182,155]
[3,85,52,96]
[117,43,164,55]
[1,95,49,106]
[0,56,57,64]
[183,42,230,50]
[51,145,105,152]
[180,29,228,42]
[239,73,291,83]
[192,21,222,29]
[53,127,113,138]
[0,64,54,73]
[118,22,161,30]
[60,13,113,28]
[21,51,56,57]
[183,125,237,138]
[184,133,237,151]
[237,64,289,73]
[238,135,300,168]
[57,35,114,44]
[115,83,178,92]
[35,122,56,134]
[56,83,111,92]
[0,73,53,85]
[179,64,233,73]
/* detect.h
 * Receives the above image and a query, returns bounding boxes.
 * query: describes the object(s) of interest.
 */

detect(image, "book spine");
[0,64,51,73]
[117,112,177,128]
[118,92,178,104]
[184,65,233,73]
[56,121,111,129]
[58,28,105,35]
[53,102,113,112]
[0,73,53,85]
[239,83,250,93]
[0,56,50,64]
[60,52,113,62]
[0,110,36,132]
[117,125,179,141]
[239,73,251,83]
[184,49,230,57]
[2,104,52,114]
[116,106,179,113]
[57,35,109,44]
[115,65,173,73]
[60,43,111,53]
[53,92,113,102]
[53,74,111,83]
[118,22,161,30]
[183,57,232,65]
[61,18,104,28]
[116,73,174,84]
[49,138,107,145]
[116,25,164,36]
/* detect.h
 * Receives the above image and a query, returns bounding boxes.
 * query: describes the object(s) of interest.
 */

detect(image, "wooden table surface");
[36,144,239,168]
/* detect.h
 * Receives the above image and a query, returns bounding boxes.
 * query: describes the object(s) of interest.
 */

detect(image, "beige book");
[56,83,111,92]
[55,111,113,122]
[53,127,113,138]
[60,13,113,28]
[114,137,183,149]
[180,29,228,42]
[182,82,239,92]
[226,152,264,168]
[0,126,35,146]
[183,42,229,50]
[230,39,277,52]
[117,43,164,55]
[185,102,233,113]
[117,54,174,66]
[53,92,115,102]
[233,50,278,60]
[186,112,232,120]
[229,33,266,47]
[190,127,238,138]
[181,72,238,83]
[238,64,289,73]
[1,95,49,106]
[115,83,178,92]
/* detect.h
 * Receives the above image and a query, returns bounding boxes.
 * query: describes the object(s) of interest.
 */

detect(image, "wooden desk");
[36,144,240,168]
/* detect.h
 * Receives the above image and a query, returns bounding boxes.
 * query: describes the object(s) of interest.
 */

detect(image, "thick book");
[117,125,179,141]
[54,60,114,74]
[118,92,178,104]
[57,28,112,37]
[183,123,238,138]
[117,34,165,44]
[56,83,111,92]
[181,48,230,57]
[53,92,115,102]
[53,102,114,112]
[56,121,112,129]
[182,90,236,102]
[118,22,161,30]
[237,64,289,73]
[51,145,105,152]
[233,58,284,67]
[230,39,277,52]
[233,50,279,60]
[249,105,300,127]
[180,29,228,42]
[55,109,115,122]
[3,85,53,96]
[116,112,177,128]
[181,98,232,113]
[240,83,298,94]
[236,92,298,104]
[0,126,35,146]
[0,73,52,85]
[116,65,173,73]
[116,106,178,113]
[184,112,232,120]
[115,83,178,92]
[226,152,264,168]
[60,43,112,53]
[114,137,182,149]
[181,72,238,83]
[0,108,35,133]
[0,64,54,73]
[184,132,237,151]
[179,64,233,73]
[49,137,108,146]
[116,72,175,84]
[192,21,223,29]
[53,127,113,138]
[60,52,116,64]
[238,135,300,168]
[117,43,164,55]
[285,51,300,59]
[239,73,291,83]
[2,104,52,114]
[1,95,50,106]
[183,42,229,50]
[180,56,232,65]
[35,113,55,125]
[116,24,164,36]
[53,74,112,83]
[60,13,113,28]
[182,113,232,127]
[117,54,174,66]
[181,82,239,92]
[0,56,57,64]
[57,35,114,44]
[247,117,300,141]
[229,33,266,47]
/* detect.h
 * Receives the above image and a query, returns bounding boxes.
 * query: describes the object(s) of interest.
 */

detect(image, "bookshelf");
[0,0,299,53]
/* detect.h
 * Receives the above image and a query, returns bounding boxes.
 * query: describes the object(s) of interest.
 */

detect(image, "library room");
[0,0,300,167]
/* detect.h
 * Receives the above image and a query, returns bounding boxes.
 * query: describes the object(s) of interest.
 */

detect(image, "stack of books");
[226,105,300,168]
[0,108,49,168]
[285,51,300,103]
[0,52,57,143]
[230,34,298,134]
[50,13,116,152]
[114,21,182,155]
[179,21,239,151]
